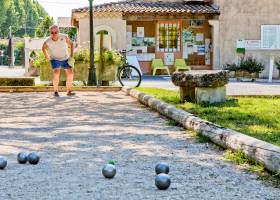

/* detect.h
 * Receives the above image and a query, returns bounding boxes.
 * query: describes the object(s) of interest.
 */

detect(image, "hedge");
[0,77,35,86]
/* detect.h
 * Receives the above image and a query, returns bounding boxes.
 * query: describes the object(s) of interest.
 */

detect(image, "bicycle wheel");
[117,65,142,88]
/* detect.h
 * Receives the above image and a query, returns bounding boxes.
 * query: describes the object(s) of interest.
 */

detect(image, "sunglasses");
[51,31,58,35]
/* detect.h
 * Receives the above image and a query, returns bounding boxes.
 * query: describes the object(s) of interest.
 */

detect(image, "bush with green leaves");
[223,63,240,72]
[73,49,122,67]
[224,57,264,74]
[239,57,264,74]
[275,58,280,71]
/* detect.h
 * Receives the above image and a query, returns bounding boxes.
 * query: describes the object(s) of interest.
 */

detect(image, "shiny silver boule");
[0,157,7,170]
[17,152,29,164]
[155,173,171,190]
[28,152,40,165]
[155,162,170,174]
[102,164,116,179]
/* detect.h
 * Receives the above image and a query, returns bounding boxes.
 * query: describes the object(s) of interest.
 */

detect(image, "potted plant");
[97,50,122,82]
[223,63,240,78]
[239,57,264,80]
[225,57,264,81]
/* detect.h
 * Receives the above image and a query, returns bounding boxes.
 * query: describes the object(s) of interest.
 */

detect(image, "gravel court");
[0,92,279,200]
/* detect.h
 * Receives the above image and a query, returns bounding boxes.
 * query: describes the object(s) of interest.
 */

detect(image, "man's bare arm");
[42,42,50,60]
[66,37,74,58]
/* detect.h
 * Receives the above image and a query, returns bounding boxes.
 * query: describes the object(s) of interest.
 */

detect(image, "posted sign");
[245,40,261,50]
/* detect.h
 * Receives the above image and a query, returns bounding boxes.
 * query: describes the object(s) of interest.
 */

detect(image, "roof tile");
[72,1,220,15]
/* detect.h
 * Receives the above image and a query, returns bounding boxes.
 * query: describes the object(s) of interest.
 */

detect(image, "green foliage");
[16,41,24,50]
[224,57,265,74]
[35,16,54,38]
[224,150,264,172]
[275,57,280,70]
[0,0,49,37]
[0,40,24,65]
[136,88,280,147]
[166,119,180,127]
[0,77,34,86]
[73,49,91,63]
[73,49,122,66]
[223,63,240,72]
[239,57,264,74]
[34,51,48,68]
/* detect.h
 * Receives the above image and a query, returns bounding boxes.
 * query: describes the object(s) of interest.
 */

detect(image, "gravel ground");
[0,91,279,200]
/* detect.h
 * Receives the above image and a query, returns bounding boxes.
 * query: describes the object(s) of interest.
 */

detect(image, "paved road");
[0,92,279,199]
[1,66,280,96]
[140,76,280,96]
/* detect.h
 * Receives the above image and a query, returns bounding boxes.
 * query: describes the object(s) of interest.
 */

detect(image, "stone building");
[72,0,280,78]
[72,0,220,74]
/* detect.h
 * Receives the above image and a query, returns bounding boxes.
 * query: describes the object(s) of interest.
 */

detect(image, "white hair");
[49,25,59,31]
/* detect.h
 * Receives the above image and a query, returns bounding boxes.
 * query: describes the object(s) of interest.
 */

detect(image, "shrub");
[239,57,264,74]
[73,49,122,66]
[275,57,280,70]
[0,77,34,86]
[223,63,240,72]
[224,57,264,74]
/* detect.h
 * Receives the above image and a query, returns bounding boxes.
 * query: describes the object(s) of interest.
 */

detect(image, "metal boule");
[28,152,40,165]
[0,157,7,170]
[102,164,116,179]
[155,173,171,190]
[17,152,29,164]
[155,162,170,175]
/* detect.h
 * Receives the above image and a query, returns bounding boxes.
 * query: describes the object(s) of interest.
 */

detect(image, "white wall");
[78,16,127,51]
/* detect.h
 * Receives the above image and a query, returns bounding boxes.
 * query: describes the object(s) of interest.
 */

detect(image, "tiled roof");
[72,0,220,15]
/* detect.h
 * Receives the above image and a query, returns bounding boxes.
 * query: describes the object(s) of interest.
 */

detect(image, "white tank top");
[45,34,69,61]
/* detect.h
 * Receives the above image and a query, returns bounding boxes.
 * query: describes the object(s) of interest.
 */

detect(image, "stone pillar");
[179,86,195,102]
[208,20,220,70]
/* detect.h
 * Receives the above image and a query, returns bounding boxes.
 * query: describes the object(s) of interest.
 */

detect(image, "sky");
[37,0,120,21]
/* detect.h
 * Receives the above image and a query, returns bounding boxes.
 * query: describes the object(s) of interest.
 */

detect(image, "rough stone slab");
[172,70,229,88]
[0,86,121,93]
[122,87,280,173]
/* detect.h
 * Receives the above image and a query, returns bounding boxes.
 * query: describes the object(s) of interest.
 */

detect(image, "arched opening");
[94,25,117,50]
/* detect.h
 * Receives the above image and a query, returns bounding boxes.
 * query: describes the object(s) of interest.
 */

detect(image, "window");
[261,25,279,49]
[157,21,181,52]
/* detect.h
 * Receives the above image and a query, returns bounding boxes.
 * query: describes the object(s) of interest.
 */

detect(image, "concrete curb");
[122,87,280,173]
[0,86,122,93]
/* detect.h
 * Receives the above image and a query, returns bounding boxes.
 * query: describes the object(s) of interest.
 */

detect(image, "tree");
[0,0,10,37]
[0,0,50,38]
[2,1,19,37]
[35,16,54,38]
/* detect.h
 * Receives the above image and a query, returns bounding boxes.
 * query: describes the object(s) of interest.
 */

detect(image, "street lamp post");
[87,0,97,86]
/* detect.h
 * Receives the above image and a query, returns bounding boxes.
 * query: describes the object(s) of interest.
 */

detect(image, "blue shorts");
[50,59,72,70]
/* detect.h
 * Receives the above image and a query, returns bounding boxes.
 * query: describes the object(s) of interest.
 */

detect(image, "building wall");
[78,16,127,50]
[213,0,280,78]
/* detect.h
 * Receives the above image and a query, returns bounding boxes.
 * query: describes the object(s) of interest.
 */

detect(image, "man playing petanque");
[42,25,75,97]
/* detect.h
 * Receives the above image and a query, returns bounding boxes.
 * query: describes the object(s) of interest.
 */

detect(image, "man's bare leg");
[65,68,74,95]
[53,69,60,96]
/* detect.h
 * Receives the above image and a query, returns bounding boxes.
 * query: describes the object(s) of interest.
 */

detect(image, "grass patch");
[224,150,264,172]
[136,88,280,147]
[224,150,280,187]
[166,119,180,127]
[189,130,210,143]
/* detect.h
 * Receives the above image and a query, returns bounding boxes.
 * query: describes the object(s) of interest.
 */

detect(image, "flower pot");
[40,61,89,82]
[96,63,116,82]
[235,70,258,82]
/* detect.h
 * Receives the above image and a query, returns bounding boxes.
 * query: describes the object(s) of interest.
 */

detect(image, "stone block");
[195,86,226,104]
